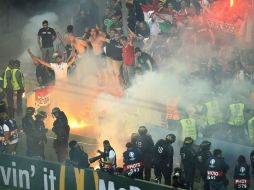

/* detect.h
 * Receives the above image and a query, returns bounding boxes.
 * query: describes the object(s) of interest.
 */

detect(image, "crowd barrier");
[0,154,183,190]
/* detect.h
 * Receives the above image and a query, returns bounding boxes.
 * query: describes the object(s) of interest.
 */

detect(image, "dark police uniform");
[69,145,89,169]
[136,133,154,181]
[250,151,254,176]
[52,111,70,163]
[206,156,229,190]
[154,139,174,185]
[123,147,143,179]
[234,163,250,190]
[197,149,212,190]
[34,117,48,159]
[22,114,35,156]
[180,144,197,189]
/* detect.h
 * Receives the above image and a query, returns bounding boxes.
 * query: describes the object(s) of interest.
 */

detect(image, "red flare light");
[230,0,234,7]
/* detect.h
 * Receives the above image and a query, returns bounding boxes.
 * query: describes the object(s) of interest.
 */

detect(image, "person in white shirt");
[27,49,76,84]
[101,140,116,173]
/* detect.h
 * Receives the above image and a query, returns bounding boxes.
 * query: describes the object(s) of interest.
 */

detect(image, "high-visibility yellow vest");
[228,103,245,126]
[180,118,197,141]
[0,77,3,93]
[12,69,24,91]
[205,100,221,125]
[248,117,254,145]
[3,66,11,89]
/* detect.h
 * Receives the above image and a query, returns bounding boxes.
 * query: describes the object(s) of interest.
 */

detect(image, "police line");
[0,154,182,190]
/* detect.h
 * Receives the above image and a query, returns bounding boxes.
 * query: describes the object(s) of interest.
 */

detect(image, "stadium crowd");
[0,0,254,189]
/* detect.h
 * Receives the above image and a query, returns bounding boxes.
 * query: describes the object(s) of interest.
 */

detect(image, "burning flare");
[230,0,234,7]
[69,117,87,129]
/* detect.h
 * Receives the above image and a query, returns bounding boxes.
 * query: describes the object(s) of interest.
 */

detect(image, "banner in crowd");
[206,18,236,34]
[0,154,175,190]
[34,86,52,109]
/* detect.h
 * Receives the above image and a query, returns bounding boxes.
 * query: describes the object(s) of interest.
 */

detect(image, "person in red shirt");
[120,36,135,87]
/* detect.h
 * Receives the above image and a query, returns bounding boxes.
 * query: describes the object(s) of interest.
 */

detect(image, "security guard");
[22,107,35,156]
[180,137,197,190]
[203,100,222,138]
[52,107,70,163]
[68,140,90,169]
[4,60,14,117]
[227,101,250,143]
[12,60,24,114]
[196,140,212,190]
[136,126,154,181]
[247,117,254,145]
[206,149,229,190]
[0,75,5,101]
[234,155,250,190]
[154,134,176,185]
[34,111,48,159]
[180,115,197,142]
[123,142,143,179]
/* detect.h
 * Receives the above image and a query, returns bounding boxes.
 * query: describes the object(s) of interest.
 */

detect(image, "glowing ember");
[230,0,234,7]
[69,118,87,129]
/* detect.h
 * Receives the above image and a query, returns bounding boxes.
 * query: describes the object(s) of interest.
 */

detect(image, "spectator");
[27,49,76,84]
[37,20,56,62]
[120,36,135,87]
[135,47,156,73]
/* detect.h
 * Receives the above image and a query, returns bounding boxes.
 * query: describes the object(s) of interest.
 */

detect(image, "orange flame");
[69,117,88,129]
[230,0,234,7]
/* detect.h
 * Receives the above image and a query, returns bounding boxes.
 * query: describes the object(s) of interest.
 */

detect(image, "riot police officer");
[136,126,154,181]
[206,149,229,190]
[123,142,143,179]
[154,134,176,185]
[34,111,48,159]
[196,140,212,190]
[22,107,36,156]
[234,155,250,190]
[250,150,254,176]
[68,140,90,169]
[52,107,70,163]
[180,137,197,190]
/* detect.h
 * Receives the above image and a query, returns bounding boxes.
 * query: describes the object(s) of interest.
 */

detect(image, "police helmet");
[138,126,148,135]
[69,140,77,149]
[14,59,21,68]
[36,111,47,119]
[51,107,60,115]
[26,107,35,115]
[200,140,211,150]
[165,134,176,144]
[8,59,15,67]
[126,142,133,148]
[183,137,194,145]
